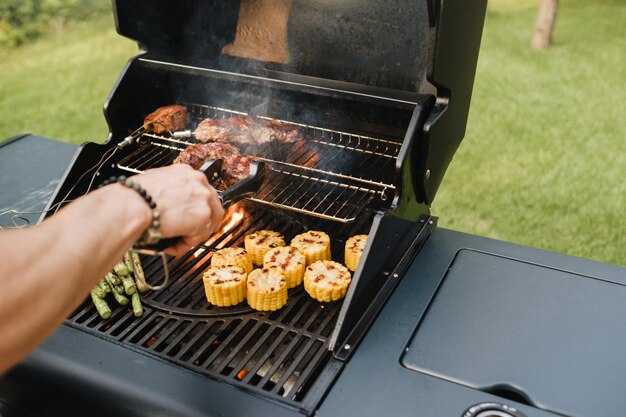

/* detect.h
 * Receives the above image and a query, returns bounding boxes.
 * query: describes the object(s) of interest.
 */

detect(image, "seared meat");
[194,116,302,145]
[193,118,235,143]
[173,142,254,189]
[144,104,188,134]
[173,143,241,169]
[222,154,256,186]
[262,118,303,143]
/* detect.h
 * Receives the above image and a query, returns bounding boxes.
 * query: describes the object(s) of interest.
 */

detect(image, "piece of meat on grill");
[194,115,302,145]
[222,154,256,186]
[173,142,255,189]
[144,104,188,134]
[173,142,241,169]
[261,118,303,143]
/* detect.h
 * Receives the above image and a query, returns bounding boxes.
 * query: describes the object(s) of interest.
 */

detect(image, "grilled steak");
[194,116,302,145]
[173,142,254,189]
[173,143,241,169]
[144,104,188,134]
[222,154,256,186]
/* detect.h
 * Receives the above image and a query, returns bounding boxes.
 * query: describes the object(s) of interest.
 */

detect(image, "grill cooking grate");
[250,168,381,222]
[116,104,399,222]
[67,202,373,410]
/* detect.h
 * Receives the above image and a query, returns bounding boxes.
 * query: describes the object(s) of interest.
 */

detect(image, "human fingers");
[206,186,225,234]
[164,239,195,257]
[161,185,223,251]
[136,164,209,200]
[163,216,218,255]
[132,165,224,249]
[178,191,224,248]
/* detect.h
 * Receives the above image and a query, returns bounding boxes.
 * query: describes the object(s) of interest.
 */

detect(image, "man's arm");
[0,164,224,373]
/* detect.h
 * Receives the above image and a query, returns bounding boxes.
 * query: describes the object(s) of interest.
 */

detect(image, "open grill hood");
[113,0,431,92]
[111,0,486,205]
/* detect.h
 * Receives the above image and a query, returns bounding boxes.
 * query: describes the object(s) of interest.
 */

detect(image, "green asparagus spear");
[99,279,111,293]
[107,271,121,286]
[105,273,129,305]
[113,289,129,305]
[135,276,149,293]
[90,290,111,319]
[122,274,137,295]
[91,282,106,299]
[113,260,130,277]
[131,292,143,317]
[130,252,149,293]
[124,252,134,272]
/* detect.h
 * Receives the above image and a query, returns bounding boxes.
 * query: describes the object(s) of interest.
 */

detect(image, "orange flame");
[204,207,246,245]
[222,208,245,234]
[193,248,205,258]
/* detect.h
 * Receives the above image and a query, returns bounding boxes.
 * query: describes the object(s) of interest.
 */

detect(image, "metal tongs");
[138,158,265,252]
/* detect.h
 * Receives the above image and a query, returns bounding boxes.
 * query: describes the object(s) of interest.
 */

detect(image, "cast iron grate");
[66,202,373,411]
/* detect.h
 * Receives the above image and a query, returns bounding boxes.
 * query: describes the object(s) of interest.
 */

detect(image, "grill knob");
[462,403,527,417]
[475,411,515,417]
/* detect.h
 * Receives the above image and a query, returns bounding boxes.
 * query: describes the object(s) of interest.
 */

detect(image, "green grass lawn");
[0,15,136,144]
[434,0,625,266]
[0,1,624,266]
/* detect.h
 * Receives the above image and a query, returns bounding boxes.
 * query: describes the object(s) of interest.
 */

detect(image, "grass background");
[433,0,625,266]
[0,0,624,266]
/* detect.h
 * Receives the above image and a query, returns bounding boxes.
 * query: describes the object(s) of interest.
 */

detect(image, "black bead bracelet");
[99,176,162,246]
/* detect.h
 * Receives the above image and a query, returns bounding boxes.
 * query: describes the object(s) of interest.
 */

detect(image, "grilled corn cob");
[203,265,247,307]
[263,246,306,289]
[344,234,368,272]
[290,231,331,266]
[247,268,288,311]
[211,247,253,275]
[304,260,351,302]
[244,230,285,265]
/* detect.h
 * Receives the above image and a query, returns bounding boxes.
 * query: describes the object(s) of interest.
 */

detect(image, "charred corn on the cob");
[247,268,288,311]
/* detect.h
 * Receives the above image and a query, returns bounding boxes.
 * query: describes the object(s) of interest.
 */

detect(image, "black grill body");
[3,3,626,417]
[3,1,488,416]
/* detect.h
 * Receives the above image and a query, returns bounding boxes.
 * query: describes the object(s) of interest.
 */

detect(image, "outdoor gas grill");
[3,1,626,417]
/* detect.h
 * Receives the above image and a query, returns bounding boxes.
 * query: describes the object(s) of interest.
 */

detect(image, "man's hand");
[132,164,225,255]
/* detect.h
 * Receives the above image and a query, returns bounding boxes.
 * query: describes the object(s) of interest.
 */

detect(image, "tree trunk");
[531,0,559,50]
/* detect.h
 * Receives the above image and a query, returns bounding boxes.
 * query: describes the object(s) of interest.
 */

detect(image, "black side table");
[0,134,77,228]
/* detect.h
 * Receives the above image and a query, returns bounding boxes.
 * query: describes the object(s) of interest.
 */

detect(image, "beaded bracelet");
[99,176,162,246]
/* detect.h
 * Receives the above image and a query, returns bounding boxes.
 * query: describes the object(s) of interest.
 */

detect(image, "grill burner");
[116,104,400,222]
[67,202,373,410]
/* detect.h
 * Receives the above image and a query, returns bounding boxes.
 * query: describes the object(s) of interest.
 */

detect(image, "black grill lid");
[112,0,487,205]
[113,0,431,93]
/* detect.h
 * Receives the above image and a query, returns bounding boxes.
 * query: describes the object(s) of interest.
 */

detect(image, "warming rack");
[116,104,400,223]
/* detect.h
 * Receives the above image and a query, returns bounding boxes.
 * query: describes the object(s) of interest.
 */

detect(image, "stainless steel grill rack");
[116,104,400,223]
